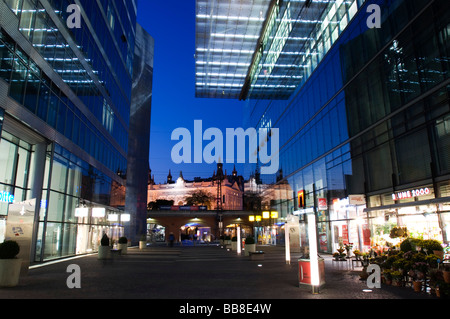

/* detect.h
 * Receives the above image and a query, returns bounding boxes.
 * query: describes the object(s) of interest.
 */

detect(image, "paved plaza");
[0,245,438,301]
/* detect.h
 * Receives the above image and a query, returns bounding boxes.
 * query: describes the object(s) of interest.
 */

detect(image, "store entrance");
[149,224,166,243]
[180,223,211,245]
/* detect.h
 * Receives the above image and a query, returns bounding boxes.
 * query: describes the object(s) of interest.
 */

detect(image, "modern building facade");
[0,0,153,263]
[195,0,450,253]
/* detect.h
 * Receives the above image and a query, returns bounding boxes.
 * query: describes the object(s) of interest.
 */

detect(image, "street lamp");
[307,212,320,294]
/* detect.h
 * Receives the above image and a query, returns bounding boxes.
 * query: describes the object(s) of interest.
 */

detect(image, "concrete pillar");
[29,142,47,262]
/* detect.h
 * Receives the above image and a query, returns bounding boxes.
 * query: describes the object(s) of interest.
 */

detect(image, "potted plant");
[353,249,361,260]
[436,281,450,298]
[118,236,128,255]
[231,236,238,251]
[429,269,444,296]
[98,233,110,260]
[244,236,256,256]
[391,270,403,287]
[444,265,450,284]
[423,240,444,259]
[383,269,393,285]
[0,240,22,288]
[344,243,353,258]
[334,245,346,261]
[139,234,147,250]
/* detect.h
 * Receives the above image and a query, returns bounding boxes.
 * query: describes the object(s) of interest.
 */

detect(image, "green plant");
[390,227,408,239]
[231,236,238,242]
[391,270,403,280]
[225,235,231,241]
[429,269,444,285]
[118,237,128,244]
[0,241,20,259]
[383,269,393,280]
[421,239,443,252]
[392,258,407,270]
[426,254,440,268]
[245,236,255,245]
[400,238,423,252]
[412,252,427,263]
[101,234,110,246]
[382,253,401,269]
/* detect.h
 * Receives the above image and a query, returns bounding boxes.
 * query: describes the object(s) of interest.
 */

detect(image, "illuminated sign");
[349,195,366,206]
[0,191,14,204]
[92,207,106,218]
[74,207,88,217]
[392,187,431,201]
[298,190,305,209]
[107,214,119,222]
[318,198,327,210]
[121,214,131,222]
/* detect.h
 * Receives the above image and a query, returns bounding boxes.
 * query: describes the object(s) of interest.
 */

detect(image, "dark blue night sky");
[137,0,247,184]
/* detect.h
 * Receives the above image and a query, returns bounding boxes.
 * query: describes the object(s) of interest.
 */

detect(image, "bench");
[249,251,265,261]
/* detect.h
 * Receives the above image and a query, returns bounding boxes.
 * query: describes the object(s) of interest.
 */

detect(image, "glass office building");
[196,0,450,253]
[0,0,152,262]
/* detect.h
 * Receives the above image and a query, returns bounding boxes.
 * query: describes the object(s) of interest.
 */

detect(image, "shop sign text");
[392,187,431,201]
[0,191,14,204]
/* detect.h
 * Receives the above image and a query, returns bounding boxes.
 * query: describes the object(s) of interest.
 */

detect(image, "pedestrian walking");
[169,232,175,247]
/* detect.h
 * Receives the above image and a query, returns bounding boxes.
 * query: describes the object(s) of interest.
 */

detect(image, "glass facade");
[0,0,151,262]
[240,0,450,252]
[36,143,123,260]
[195,0,271,99]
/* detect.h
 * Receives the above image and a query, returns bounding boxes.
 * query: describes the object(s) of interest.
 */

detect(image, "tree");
[243,191,262,212]
[184,190,215,207]
[148,199,174,211]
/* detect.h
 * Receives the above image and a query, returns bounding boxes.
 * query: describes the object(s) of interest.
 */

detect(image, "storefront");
[365,185,449,252]
[325,186,449,255]
[328,196,369,255]
[0,115,129,263]
[248,212,281,245]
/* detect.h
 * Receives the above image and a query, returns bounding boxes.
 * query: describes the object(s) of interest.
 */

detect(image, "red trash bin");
[298,258,325,287]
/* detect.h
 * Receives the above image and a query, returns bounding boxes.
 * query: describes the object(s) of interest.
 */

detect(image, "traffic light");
[298,190,305,209]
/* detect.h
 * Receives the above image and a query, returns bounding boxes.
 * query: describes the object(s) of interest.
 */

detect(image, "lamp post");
[285,220,291,265]
[307,211,320,294]
[237,224,241,255]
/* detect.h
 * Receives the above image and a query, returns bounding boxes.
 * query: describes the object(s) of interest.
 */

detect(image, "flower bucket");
[413,281,422,293]
[444,271,450,284]
[0,259,22,288]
